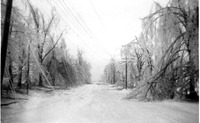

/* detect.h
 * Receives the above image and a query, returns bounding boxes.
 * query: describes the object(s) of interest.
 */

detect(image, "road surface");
[1,83,199,123]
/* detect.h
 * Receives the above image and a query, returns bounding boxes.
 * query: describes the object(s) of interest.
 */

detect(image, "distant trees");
[103,58,117,84]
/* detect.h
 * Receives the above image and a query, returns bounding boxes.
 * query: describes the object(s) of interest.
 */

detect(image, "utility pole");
[121,41,138,89]
[121,45,128,89]
[1,0,13,87]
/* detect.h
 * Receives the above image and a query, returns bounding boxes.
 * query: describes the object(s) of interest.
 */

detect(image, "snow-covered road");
[1,83,199,123]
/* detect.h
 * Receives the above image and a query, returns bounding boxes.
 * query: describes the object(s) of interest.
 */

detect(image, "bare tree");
[28,2,61,86]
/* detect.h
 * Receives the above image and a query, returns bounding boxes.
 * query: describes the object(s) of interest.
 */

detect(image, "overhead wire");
[65,0,113,57]
[61,0,112,57]
[88,0,106,30]
[62,0,94,37]
[59,0,107,57]
[49,0,108,59]
[55,1,106,58]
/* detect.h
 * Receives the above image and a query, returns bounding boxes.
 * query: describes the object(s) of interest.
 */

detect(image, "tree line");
[102,0,198,101]
[1,0,91,95]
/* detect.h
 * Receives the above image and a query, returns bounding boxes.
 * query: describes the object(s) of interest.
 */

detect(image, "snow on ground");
[1,83,199,123]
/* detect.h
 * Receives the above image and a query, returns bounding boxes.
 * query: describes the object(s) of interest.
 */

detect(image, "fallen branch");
[1,97,28,100]
[1,102,17,106]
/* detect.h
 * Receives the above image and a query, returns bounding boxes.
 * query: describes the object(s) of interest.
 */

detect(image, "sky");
[14,0,169,82]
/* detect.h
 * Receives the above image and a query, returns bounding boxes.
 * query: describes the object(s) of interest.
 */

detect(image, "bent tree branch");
[42,32,64,61]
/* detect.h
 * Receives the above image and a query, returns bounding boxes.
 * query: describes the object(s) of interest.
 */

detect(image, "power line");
[54,5,106,58]
[56,0,85,36]
[64,0,112,56]
[63,0,94,38]
[51,0,109,58]
[58,0,106,54]
[63,0,113,57]
[47,0,114,65]
[60,0,108,51]
[88,0,106,30]
[26,0,112,64]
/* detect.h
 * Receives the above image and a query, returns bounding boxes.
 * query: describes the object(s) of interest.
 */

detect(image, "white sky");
[14,0,169,81]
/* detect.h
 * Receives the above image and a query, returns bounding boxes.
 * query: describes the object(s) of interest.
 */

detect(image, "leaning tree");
[133,0,198,100]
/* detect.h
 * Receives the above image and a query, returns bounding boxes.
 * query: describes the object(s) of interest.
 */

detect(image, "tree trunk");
[113,65,115,84]
[38,73,43,87]
[27,45,30,94]
[189,61,196,97]
[52,75,55,86]
[125,57,128,89]
[38,52,43,87]
[17,66,22,89]
[8,59,13,90]
[188,50,198,100]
